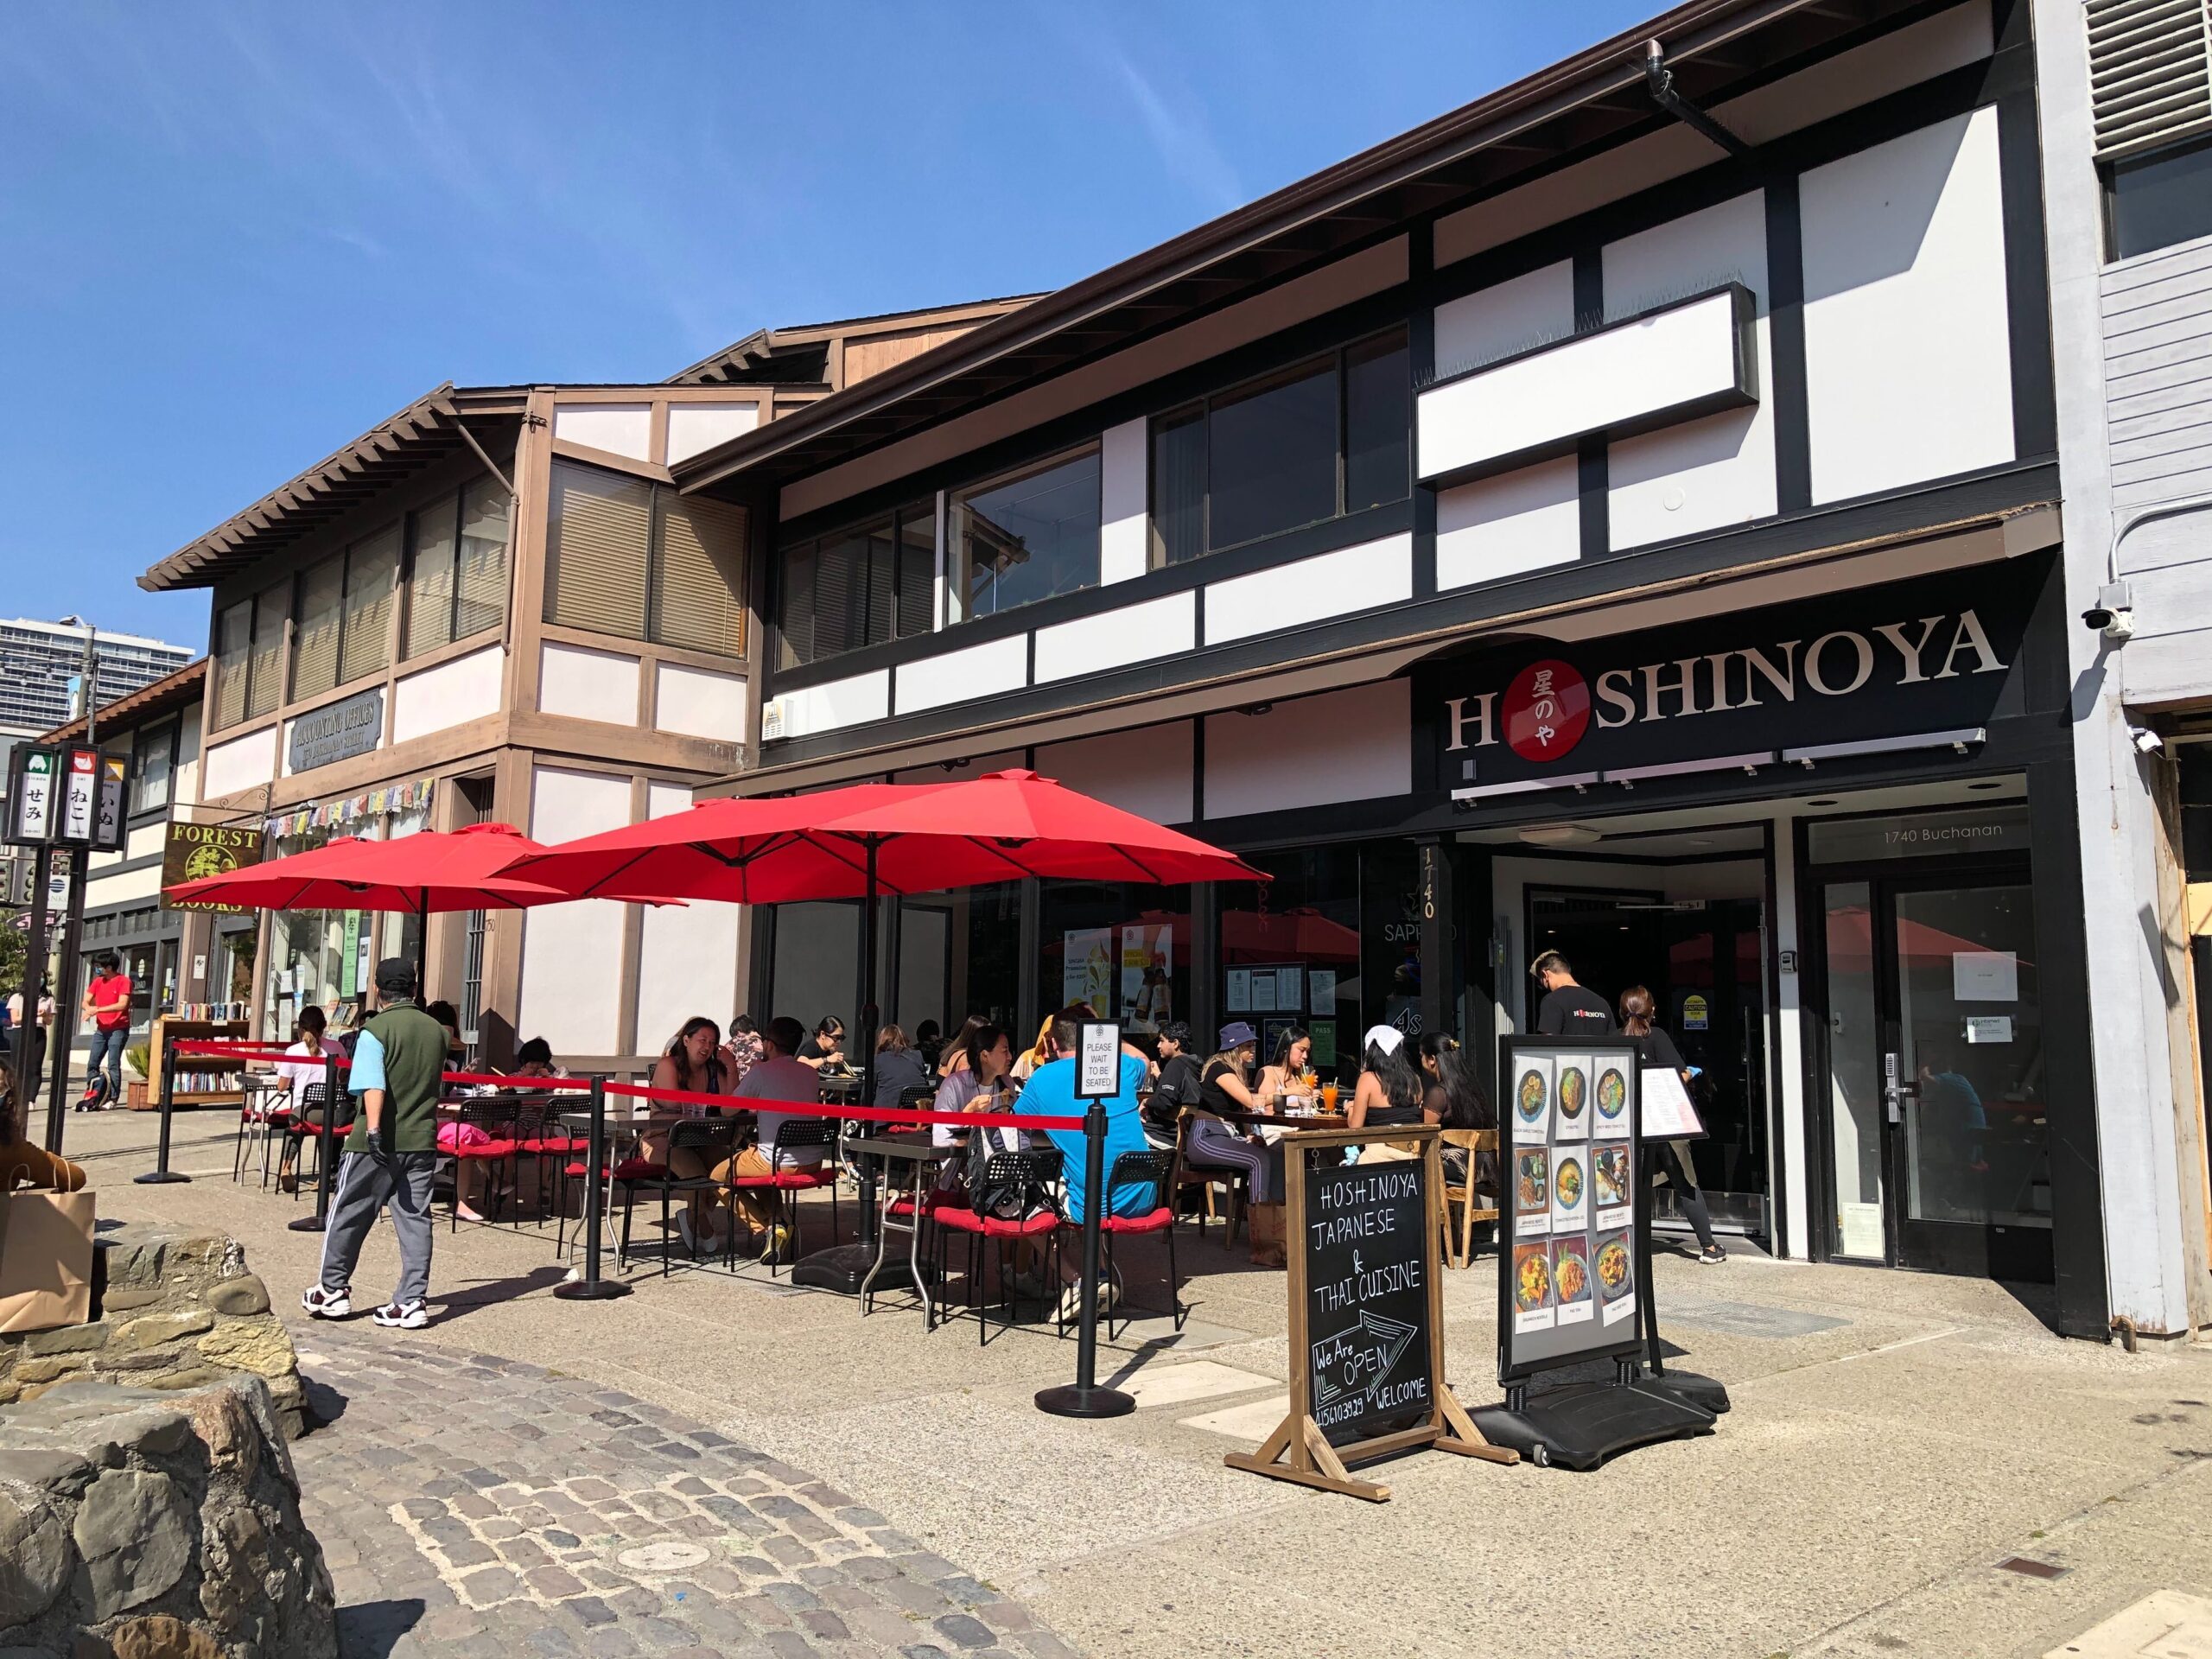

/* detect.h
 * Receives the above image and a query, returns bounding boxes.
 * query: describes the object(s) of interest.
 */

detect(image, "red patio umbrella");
[166,821,573,995]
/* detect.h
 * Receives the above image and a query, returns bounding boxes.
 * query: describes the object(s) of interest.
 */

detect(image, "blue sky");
[1,1,1654,647]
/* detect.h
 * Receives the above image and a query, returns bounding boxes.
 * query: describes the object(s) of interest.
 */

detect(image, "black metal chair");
[930,1147,1065,1345]
[620,1117,736,1275]
[442,1100,522,1230]
[1078,1148,1184,1339]
[728,1117,841,1274]
[277,1082,354,1200]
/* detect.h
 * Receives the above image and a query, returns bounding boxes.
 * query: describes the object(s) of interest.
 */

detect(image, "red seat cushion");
[887,1192,942,1218]
[932,1206,1060,1238]
[1098,1206,1174,1235]
[610,1156,662,1181]
[521,1136,585,1155]
[453,1140,518,1160]
[727,1170,838,1190]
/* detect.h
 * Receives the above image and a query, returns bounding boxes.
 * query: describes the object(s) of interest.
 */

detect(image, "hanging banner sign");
[95,754,128,853]
[5,747,57,844]
[1417,562,2042,792]
[287,686,385,775]
[162,823,265,912]
[60,747,99,842]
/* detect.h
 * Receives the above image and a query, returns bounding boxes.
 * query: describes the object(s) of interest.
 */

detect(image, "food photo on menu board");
[1514,1055,1552,1143]
[1592,1144,1632,1227]
[1513,1242,1554,1332]
[1554,1056,1591,1140]
[1515,1148,1550,1238]
[1553,1236,1594,1326]
[1550,1147,1587,1233]
[1595,1061,1631,1135]
[1594,1228,1636,1326]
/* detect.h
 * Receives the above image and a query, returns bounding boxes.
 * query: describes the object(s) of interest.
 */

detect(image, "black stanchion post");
[134,1029,188,1185]
[289,1050,340,1233]
[1036,1102,1135,1419]
[556,1075,630,1301]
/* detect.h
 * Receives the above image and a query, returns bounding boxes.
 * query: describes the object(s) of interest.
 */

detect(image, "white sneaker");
[677,1211,699,1257]
[301,1286,351,1319]
[372,1300,429,1330]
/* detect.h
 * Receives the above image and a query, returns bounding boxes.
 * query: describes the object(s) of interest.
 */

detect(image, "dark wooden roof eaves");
[138,384,530,594]
[35,658,209,745]
[673,0,1900,494]
[664,296,1046,386]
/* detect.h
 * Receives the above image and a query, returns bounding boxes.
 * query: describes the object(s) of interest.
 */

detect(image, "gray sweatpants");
[318,1149,436,1308]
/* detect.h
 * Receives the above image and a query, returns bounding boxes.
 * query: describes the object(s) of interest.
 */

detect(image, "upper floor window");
[1150,327,1408,565]
[951,447,1101,619]
[406,477,512,658]
[130,718,177,814]
[776,499,933,669]
[212,588,285,731]
[2107,137,2212,259]
[289,524,399,702]
[543,460,747,657]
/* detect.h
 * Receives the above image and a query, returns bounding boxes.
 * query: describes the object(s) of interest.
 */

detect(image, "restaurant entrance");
[1807,806,2050,1281]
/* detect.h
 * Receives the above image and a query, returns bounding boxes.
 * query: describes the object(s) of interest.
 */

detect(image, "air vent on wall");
[2088,0,2212,162]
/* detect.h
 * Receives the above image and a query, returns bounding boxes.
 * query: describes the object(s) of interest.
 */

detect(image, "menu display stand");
[1471,1037,1714,1471]
[1226,1125,1517,1501]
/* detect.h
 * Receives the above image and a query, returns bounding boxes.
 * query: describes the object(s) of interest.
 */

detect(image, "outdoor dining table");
[842,1132,959,1322]
[1208,1108,1351,1133]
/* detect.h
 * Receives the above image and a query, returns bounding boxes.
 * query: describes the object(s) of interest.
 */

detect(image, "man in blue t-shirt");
[1012,1013,1153,1320]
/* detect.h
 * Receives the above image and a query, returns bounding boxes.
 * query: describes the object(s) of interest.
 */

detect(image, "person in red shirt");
[79,955,132,1111]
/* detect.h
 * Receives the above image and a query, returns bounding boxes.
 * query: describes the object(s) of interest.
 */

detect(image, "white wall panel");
[200,727,276,800]
[893,634,1027,715]
[552,404,652,461]
[392,644,504,746]
[664,403,760,466]
[776,671,889,739]
[1605,191,1777,547]
[519,766,631,1055]
[1802,105,2014,504]
[1433,261,1574,379]
[1435,459,1582,589]
[1204,534,1413,645]
[1033,591,1195,683]
[538,642,640,725]
[1098,417,1149,585]
[632,780,741,1053]
[1420,290,1749,483]
[1033,722,1195,825]
[1204,680,1410,819]
[654,661,747,741]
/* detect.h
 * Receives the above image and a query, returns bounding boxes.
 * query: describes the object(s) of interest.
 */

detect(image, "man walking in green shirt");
[302,957,448,1329]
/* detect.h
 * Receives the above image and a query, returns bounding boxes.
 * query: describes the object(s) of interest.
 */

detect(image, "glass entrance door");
[1817,873,2052,1281]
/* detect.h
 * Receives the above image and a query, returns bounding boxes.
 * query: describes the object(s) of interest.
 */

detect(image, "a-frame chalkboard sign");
[1224,1124,1518,1501]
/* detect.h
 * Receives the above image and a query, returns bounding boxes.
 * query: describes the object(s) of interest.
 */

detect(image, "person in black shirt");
[1145,1020,1203,1142]
[1529,950,1617,1037]
[1619,985,1727,1264]
[796,1016,847,1071]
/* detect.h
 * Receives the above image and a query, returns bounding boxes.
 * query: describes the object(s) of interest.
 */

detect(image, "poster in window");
[1119,925,1173,1029]
[1063,927,1115,1011]
[1225,969,1251,1014]
[1309,969,1337,1017]
[1308,1020,1337,1068]
[1250,972,1278,1013]
[1951,950,2018,1001]
[1274,967,1303,1013]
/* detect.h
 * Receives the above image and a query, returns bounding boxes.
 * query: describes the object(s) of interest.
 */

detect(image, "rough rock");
[0,1375,334,1656]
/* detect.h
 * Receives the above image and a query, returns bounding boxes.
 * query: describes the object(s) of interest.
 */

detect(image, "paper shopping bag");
[0,1188,96,1334]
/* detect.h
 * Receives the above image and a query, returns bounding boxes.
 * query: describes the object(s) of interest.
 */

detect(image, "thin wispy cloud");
[1108,48,1244,214]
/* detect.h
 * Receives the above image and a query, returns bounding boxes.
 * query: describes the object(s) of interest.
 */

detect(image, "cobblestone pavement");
[291,1321,1076,1659]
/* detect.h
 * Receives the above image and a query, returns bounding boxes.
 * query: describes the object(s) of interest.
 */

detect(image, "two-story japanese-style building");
[137,299,1033,1071]
[677,0,2136,1334]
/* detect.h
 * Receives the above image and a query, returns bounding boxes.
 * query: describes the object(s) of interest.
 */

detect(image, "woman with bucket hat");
[1186,1021,1288,1267]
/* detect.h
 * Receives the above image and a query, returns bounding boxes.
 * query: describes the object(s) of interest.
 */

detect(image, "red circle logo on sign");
[1503,658,1591,763]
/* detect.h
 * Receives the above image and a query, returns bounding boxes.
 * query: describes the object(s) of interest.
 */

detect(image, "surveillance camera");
[2131,727,2164,755]
[2082,606,2135,640]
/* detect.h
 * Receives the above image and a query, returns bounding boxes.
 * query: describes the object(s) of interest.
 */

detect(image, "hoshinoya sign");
[1417,563,2039,790]
[162,822,264,912]
[288,687,385,774]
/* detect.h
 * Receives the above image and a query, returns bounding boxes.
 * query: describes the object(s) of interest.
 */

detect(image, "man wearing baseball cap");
[303,957,448,1329]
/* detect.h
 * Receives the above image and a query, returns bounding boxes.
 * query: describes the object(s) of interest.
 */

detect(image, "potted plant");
[124,1042,151,1110]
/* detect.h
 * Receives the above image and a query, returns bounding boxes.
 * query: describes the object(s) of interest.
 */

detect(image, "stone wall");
[0,1372,336,1657]
[0,1225,303,1439]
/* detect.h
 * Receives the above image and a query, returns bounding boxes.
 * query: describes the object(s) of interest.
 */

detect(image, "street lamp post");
[42,619,96,1154]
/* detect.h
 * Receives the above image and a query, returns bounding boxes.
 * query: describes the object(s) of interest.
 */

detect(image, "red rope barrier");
[603,1080,1085,1133]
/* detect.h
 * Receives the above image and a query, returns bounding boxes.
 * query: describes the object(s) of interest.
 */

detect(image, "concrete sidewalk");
[52,1103,2212,1659]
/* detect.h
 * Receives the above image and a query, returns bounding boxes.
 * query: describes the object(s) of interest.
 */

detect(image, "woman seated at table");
[1187,1021,1287,1268]
[1143,1021,1203,1147]
[1348,1026,1427,1164]
[1256,1026,1314,1109]
[931,1022,1015,1151]
[651,1016,740,1254]
[274,1007,346,1193]
[795,1016,848,1073]
[1417,1033,1494,1187]
[425,1000,467,1062]
[512,1036,567,1080]
[720,1015,765,1088]
[937,1014,988,1081]
[871,1024,934,1110]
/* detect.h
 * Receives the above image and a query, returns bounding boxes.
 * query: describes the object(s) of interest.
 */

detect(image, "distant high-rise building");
[0,618,193,735]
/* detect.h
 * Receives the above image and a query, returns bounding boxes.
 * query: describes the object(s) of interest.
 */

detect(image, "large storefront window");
[260,800,429,1039]
[1038,882,1192,1040]
[888,883,1023,1039]
[1217,842,1421,1082]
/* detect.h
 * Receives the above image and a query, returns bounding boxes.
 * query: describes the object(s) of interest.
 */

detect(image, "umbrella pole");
[416,892,429,1007]
[857,841,879,1106]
